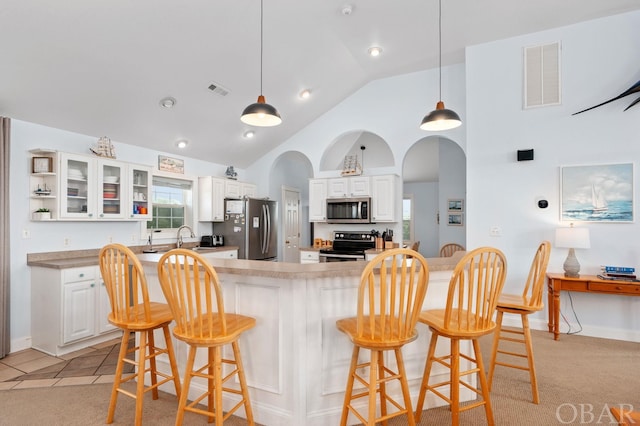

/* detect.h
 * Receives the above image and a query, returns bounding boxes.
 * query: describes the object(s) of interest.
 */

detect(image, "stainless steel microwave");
[326,197,371,224]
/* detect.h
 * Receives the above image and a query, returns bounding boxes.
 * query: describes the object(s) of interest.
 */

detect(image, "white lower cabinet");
[31,265,120,356]
[299,250,319,264]
[202,249,238,260]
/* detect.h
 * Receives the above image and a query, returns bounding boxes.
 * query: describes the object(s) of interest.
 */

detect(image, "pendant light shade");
[241,0,282,127]
[241,95,282,127]
[420,0,461,131]
[420,101,461,131]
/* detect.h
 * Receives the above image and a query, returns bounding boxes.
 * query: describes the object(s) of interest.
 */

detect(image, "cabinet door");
[63,280,96,343]
[327,178,348,198]
[371,175,397,222]
[198,177,226,222]
[225,180,241,198]
[59,153,96,219]
[350,176,371,197]
[97,276,116,334]
[97,158,126,219]
[241,183,257,198]
[309,179,327,221]
[129,165,152,219]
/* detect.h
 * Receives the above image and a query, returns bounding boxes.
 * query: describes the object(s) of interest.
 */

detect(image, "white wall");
[404,181,438,256]
[466,11,640,340]
[9,120,244,351]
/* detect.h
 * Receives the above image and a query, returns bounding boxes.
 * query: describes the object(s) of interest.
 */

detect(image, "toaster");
[200,235,214,247]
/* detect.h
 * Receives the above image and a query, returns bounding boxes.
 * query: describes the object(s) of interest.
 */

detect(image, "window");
[403,195,414,241]
[144,175,194,238]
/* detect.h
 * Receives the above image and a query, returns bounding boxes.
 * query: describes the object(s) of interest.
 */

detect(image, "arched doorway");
[402,136,466,257]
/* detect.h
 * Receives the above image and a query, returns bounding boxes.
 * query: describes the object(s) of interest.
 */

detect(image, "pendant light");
[241,0,282,127]
[420,0,461,131]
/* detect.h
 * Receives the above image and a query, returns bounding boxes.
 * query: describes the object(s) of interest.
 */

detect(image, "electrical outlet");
[63,238,70,246]
[22,229,31,239]
[108,236,113,243]
[132,234,137,242]
[490,226,502,237]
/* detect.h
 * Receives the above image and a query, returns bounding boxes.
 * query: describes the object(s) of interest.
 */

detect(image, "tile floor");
[0,334,133,391]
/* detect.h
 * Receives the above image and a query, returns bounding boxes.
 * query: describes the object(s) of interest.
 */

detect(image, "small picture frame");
[158,155,184,174]
[32,157,52,173]
[448,213,463,226]
[448,199,464,212]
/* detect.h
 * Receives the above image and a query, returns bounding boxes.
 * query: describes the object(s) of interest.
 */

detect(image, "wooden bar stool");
[98,243,181,426]
[157,249,256,425]
[415,247,507,426]
[487,241,551,404]
[336,248,430,426]
[439,243,465,257]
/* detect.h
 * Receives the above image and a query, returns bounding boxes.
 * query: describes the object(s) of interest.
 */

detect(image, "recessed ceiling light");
[243,130,255,139]
[159,97,176,108]
[368,46,382,57]
[299,89,311,99]
[176,139,188,148]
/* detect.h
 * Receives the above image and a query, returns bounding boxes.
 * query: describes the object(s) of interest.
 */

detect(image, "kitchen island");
[135,251,473,426]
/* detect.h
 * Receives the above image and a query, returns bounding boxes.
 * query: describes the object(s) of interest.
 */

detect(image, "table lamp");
[555,224,590,278]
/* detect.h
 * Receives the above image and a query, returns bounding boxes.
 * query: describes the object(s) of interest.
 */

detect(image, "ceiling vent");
[523,41,561,109]
[208,82,230,97]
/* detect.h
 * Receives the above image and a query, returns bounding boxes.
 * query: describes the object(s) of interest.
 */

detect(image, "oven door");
[319,252,365,262]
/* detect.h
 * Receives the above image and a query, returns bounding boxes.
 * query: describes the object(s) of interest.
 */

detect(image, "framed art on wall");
[448,199,463,211]
[158,155,184,174]
[560,162,634,223]
[32,157,52,173]
[448,213,463,226]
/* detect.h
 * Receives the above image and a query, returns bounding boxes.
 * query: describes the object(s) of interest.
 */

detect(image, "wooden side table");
[546,272,640,340]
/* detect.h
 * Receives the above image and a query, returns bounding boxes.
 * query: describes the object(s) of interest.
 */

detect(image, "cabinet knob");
[91,283,95,287]
[79,273,84,278]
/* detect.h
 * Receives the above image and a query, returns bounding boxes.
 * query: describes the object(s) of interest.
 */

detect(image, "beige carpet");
[1,330,639,425]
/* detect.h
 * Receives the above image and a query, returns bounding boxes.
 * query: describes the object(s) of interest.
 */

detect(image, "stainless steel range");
[319,231,375,262]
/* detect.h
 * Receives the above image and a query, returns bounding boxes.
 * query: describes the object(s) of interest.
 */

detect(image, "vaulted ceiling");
[1,1,639,168]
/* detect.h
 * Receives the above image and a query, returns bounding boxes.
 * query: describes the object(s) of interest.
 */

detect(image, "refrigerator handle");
[266,203,271,254]
[262,204,268,254]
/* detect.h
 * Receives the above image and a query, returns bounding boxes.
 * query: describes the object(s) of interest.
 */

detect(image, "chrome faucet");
[176,225,195,248]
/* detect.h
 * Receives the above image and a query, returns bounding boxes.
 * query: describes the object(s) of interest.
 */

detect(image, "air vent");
[208,82,230,97]
[524,42,561,109]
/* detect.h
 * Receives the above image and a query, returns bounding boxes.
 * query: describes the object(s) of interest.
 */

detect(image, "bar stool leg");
[232,341,255,424]
[176,346,196,426]
[106,330,131,424]
[340,346,360,426]
[474,339,495,425]
[395,348,416,426]
[415,332,438,422]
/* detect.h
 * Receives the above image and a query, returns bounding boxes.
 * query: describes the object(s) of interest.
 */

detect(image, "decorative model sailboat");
[591,184,607,213]
[90,136,116,159]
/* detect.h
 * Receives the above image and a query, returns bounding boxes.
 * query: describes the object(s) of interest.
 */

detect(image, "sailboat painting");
[561,163,633,223]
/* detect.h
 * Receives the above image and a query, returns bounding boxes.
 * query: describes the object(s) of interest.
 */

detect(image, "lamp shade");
[240,95,282,127]
[555,227,590,249]
[420,101,462,131]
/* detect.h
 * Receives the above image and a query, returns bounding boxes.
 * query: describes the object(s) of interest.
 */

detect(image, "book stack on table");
[597,266,640,282]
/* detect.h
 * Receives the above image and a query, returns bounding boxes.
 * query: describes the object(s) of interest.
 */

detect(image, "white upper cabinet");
[309,179,328,222]
[59,152,97,219]
[199,177,257,222]
[327,176,370,198]
[198,176,226,222]
[128,165,152,220]
[97,158,125,219]
[371,174,397,222]
[57,152,151,221]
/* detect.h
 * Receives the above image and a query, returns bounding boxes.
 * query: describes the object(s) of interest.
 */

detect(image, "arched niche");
[320,131,394,172]
[402,136,466,257]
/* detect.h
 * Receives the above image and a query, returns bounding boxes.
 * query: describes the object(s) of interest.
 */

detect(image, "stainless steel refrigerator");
[221,198,278,261]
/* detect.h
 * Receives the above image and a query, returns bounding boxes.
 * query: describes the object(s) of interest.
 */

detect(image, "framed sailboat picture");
[560,163,634,223]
